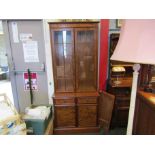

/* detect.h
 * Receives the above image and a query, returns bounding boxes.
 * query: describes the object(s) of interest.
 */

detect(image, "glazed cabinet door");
[51,29,75,92]
[75,28,98,92]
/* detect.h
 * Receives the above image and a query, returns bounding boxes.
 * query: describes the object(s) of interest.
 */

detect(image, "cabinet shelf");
[76,42,94,44]
[57,77,74,79]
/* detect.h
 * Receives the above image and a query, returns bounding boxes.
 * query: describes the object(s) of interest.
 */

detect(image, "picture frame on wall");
[116,19,123,28]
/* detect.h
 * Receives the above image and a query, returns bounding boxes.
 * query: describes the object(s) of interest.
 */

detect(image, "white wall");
[0,34,7,67]
[42,20,54,105]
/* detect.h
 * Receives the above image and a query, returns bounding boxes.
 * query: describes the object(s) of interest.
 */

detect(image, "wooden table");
[133,91,155,134]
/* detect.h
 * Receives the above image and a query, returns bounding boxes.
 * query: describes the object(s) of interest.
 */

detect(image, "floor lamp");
[110,19,155,135]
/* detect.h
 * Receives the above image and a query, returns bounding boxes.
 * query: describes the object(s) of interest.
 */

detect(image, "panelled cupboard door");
[78,104,97,127]
[98,91,115,133]
[75,28,98,92]
[54,104,76,128]
[51,28,75,92]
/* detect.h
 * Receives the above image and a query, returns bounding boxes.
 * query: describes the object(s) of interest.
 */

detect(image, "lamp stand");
[127,64,141,135]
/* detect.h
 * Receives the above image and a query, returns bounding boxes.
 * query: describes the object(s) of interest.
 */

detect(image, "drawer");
[77,97,97,104]
[55,99,75,104]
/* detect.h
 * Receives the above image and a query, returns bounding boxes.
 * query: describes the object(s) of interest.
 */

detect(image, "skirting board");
[54,127,100,135]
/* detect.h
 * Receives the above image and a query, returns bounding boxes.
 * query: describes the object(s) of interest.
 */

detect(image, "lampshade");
[111,20,155,65]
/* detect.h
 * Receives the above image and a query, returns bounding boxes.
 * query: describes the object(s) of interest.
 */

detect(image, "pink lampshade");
[111,19,155,65]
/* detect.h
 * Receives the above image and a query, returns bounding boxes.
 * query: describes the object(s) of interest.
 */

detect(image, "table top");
[138,90,155,109]
[109,78,132,88]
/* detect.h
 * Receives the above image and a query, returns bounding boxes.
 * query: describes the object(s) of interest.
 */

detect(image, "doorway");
[0,21,14,105]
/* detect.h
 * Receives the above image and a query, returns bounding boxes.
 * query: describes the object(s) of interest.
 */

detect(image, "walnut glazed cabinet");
[49,22,100,134]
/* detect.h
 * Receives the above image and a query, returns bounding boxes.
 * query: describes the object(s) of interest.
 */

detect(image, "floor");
[69,127,127,135]
[106,127,126,135]
[0,80,14,105]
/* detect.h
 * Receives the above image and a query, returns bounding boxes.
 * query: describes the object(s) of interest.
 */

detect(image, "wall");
[42,20,54,105]
[99,19,121,91]
[3,20,50,112]
[99,19,109,91]
[0,34,7,67]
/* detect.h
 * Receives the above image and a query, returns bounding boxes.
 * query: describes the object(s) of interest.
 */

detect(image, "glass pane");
[66,31,72,43]
[64,44,74,91]
[57,79,65,91]
[53,30,74,92]
[54,31,72,44]
[76,30,96,91]
[54,31,63,43]
[55,44,64,65]
[66,79,74,91]
[65,55,73,77]
[77,30,94,43]
[86,31,94,42]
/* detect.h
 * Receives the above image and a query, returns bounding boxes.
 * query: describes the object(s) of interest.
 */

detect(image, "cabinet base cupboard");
[53,92,100,134]
[49,22,100,134]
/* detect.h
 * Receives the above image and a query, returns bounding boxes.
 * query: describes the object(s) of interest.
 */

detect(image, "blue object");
[24,106,52,135]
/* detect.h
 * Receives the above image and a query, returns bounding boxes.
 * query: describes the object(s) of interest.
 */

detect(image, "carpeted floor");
[70,127,127,135]
[102,127,127,135]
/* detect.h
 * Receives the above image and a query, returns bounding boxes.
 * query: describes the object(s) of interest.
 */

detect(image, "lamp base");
[127,64,141,135]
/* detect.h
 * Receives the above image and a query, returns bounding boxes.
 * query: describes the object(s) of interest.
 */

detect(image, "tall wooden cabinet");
[49,22,99,134]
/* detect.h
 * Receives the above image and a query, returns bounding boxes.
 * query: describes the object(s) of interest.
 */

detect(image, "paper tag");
[23,41,39,62]
[20,33,32,42]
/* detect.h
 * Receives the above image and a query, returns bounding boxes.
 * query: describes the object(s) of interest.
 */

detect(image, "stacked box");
[23,105,52,135]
